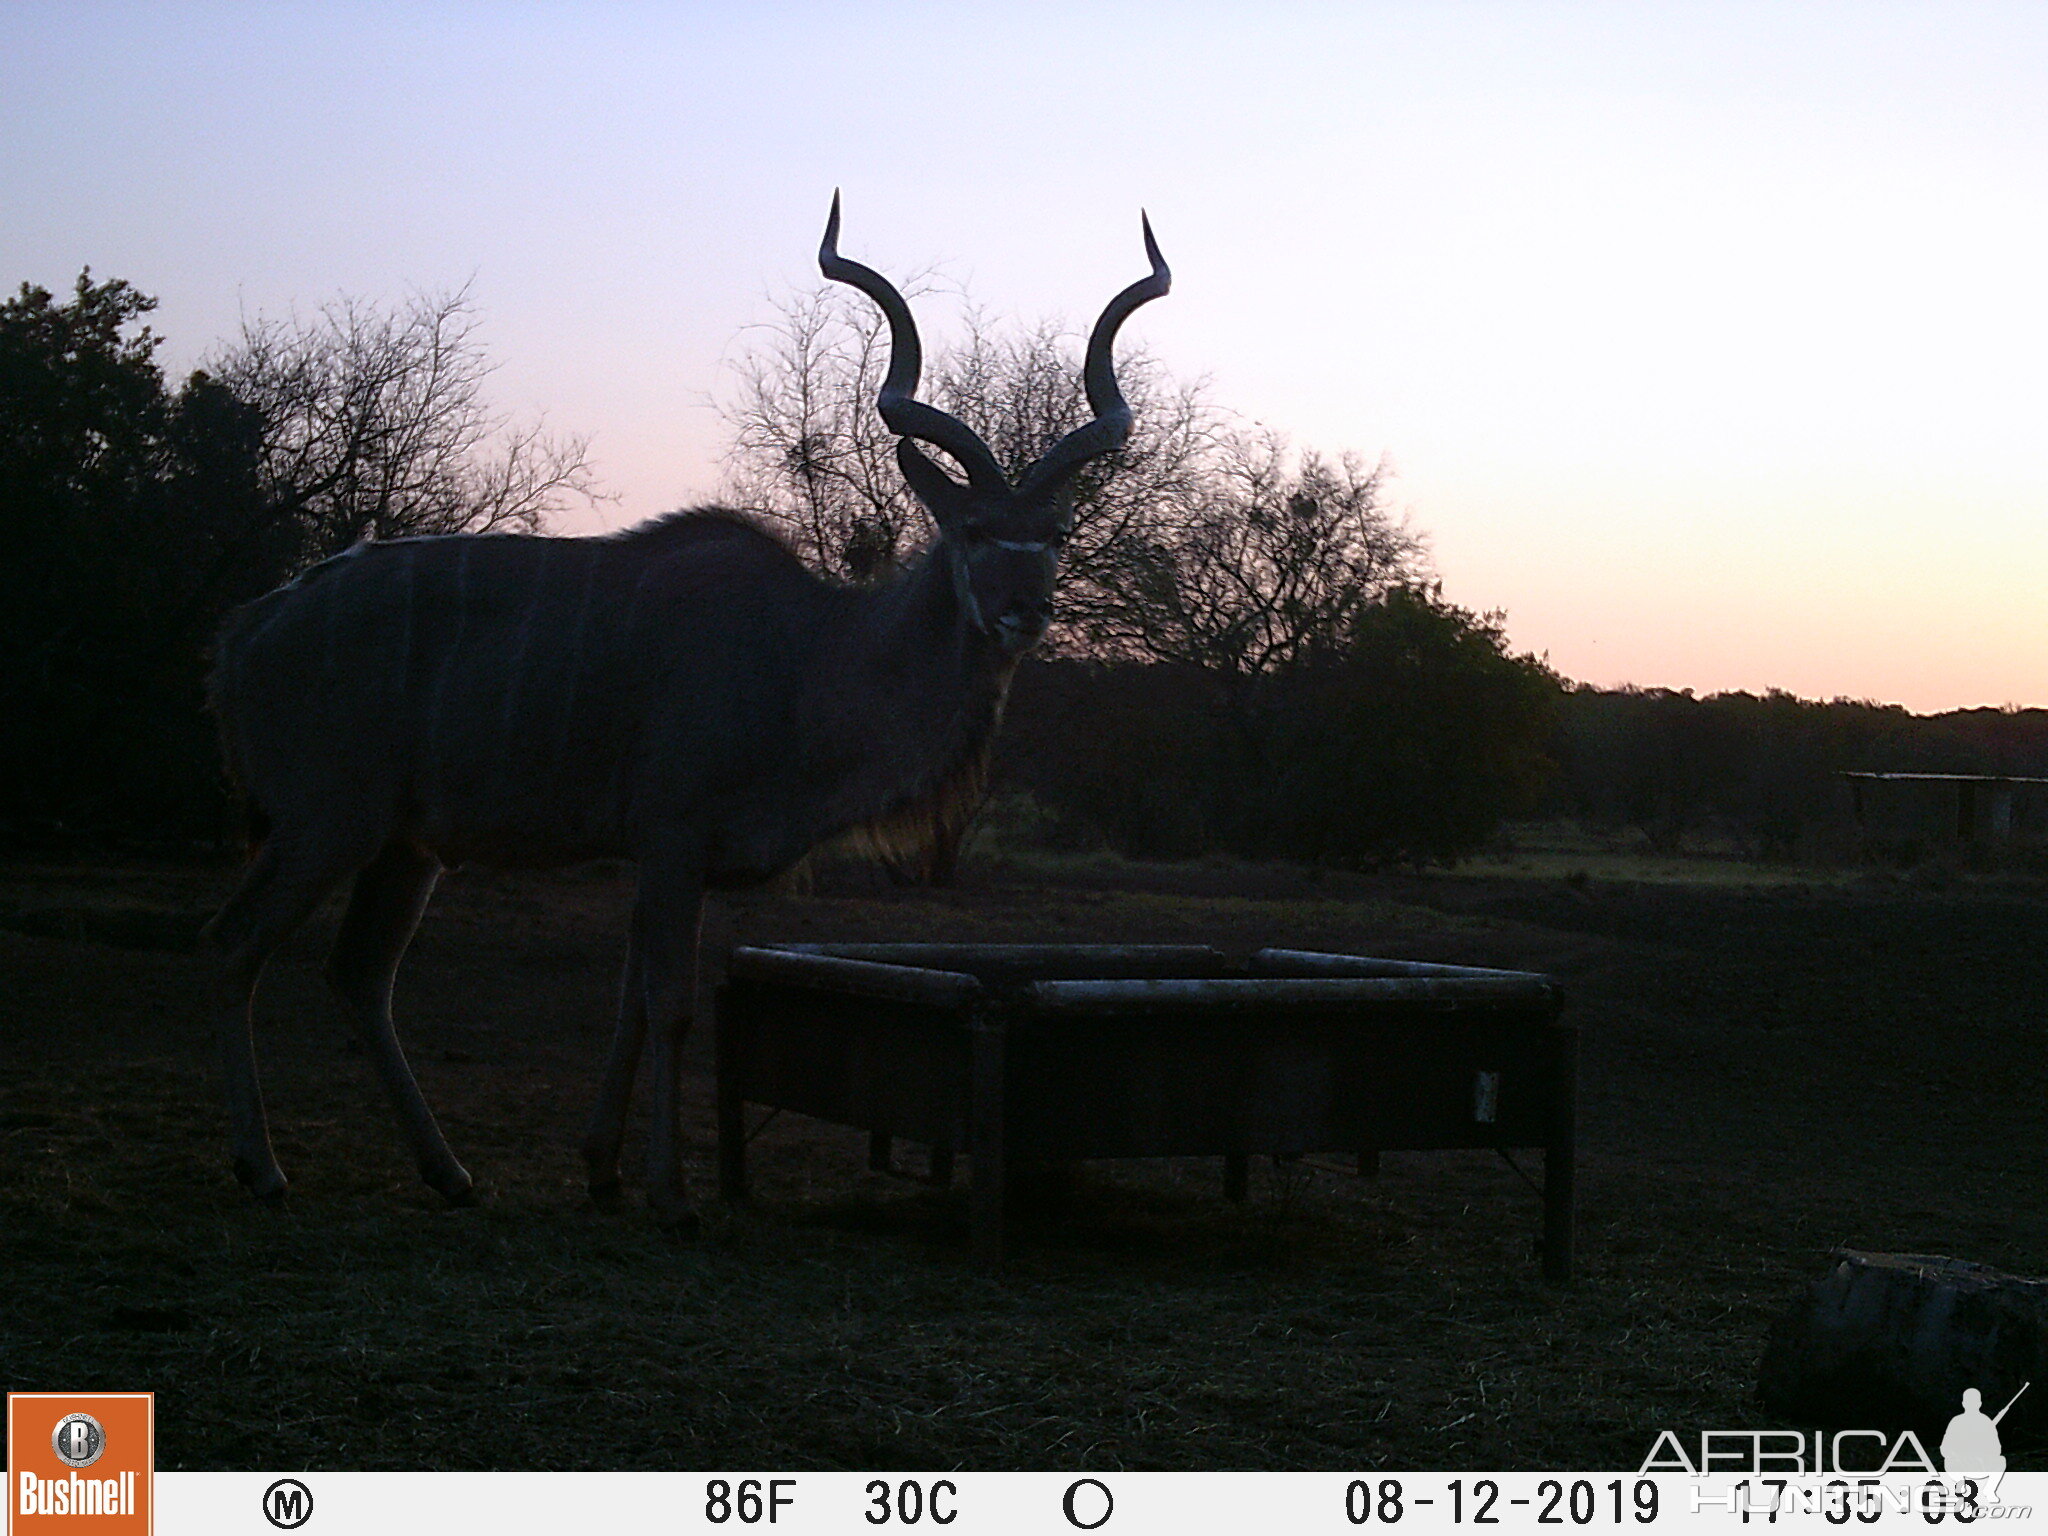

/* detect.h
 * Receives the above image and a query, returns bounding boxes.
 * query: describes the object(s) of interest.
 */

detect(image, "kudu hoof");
[232,1156,289,1204]
[648,1195,701,1238]
[425,1167,478,1207]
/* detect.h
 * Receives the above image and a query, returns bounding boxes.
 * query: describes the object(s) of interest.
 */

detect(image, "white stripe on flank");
[603,547,669,828]
[552,542,602,779]
[395,541,418,708]
[424,538,474,802]
[321,557,345,683]
[500,537,554,744]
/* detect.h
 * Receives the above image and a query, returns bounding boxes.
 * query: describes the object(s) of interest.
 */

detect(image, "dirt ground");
[4,850,2046,1471]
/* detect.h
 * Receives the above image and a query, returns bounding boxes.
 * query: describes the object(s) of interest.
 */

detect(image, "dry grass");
[4,852,2046,1470]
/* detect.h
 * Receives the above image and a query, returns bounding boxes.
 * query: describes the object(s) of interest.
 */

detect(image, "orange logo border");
[6,1394,153,1535]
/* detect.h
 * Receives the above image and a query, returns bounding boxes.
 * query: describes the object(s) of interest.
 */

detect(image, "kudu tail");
[202,600,272,864]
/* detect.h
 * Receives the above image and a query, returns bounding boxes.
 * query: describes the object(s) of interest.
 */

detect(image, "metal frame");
[715,943,1574,1280]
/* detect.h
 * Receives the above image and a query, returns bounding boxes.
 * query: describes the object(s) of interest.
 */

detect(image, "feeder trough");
[714,943,1575,1278]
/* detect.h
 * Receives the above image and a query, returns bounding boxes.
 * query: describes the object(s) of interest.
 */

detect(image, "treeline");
[997,671,2048,867]
[10,268,2036,870]
[1545,687,2048,857]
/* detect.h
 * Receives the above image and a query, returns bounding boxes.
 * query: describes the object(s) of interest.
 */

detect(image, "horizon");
[7,2,2044,714]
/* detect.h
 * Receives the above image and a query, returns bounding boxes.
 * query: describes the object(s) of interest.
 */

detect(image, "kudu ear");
[895,439,976,528]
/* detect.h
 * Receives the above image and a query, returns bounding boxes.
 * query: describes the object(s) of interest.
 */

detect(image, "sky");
[6,1,2046,713]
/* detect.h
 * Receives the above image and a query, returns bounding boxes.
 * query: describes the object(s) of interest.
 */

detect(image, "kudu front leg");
[581,938,646,1209]
[215,952,288,1201]
[625,866,705,1229]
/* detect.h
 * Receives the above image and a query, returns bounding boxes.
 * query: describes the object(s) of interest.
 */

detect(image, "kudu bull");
[204,196,1169,1224]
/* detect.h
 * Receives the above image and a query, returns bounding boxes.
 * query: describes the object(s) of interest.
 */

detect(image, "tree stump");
[1758,1250,2048,1448]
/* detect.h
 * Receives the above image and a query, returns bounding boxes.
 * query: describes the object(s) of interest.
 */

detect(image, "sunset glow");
[7,1,2044,711]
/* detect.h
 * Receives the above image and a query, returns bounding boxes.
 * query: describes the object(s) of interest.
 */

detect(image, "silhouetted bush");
[1241,587,1563,866]
[1002,588,1563,867]
[1002,660,1229,860]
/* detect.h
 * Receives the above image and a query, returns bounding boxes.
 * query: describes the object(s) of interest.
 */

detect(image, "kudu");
[204,195,1169,1223]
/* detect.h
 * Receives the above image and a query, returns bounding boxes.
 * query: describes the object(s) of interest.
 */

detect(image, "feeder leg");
[1223,1152,1249,1202]
[1542,1030,1579,1284]
[969,1016,1007,1266]
[1543,1145,1575,1284]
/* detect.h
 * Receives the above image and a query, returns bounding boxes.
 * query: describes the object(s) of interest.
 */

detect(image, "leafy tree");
[1093,428,1425,675]
[2,272,168,691]
[0,274,278,831]
[1001,591,1561,869]
[1246,587,1564,866]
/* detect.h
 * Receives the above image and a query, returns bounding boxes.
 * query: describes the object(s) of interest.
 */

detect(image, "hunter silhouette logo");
[1942,1382,2027,1491]
[7,1392,152,1533]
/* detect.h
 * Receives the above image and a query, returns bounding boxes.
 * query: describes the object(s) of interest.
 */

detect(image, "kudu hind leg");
[581,936,646,1208]
[325,839,475,1203]
[207,842,352,1199]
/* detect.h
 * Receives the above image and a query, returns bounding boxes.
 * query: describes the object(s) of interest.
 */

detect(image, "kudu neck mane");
[811,521,1015,866]
[623,507,1010,866]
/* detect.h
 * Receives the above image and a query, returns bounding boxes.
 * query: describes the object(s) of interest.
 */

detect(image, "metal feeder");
[715,943,1575,1278]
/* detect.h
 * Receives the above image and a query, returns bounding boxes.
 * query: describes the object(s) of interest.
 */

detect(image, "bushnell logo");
[47,1416,103,1471]
[8,1391,152,1530]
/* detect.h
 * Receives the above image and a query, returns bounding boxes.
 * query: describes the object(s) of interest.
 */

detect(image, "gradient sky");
[7,2,2045,711]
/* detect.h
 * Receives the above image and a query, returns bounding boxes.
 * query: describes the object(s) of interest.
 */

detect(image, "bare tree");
[719,280,923,581]
[929,310,1217,655]
[1098,428,1428,675]
[207,287,602,558]
[719,282,1217,603]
